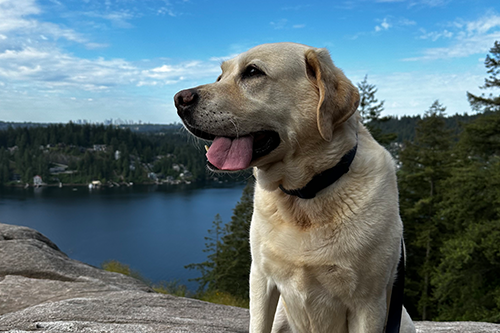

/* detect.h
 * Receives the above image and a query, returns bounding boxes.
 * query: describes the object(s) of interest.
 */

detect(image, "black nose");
[174,89,199,115]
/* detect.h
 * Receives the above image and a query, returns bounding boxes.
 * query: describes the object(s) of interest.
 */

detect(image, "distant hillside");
[0,121,182,133]
[0,122,248,186]
[1,113,480,142]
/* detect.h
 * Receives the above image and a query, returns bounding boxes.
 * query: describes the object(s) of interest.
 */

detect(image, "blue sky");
[0,0,499,124]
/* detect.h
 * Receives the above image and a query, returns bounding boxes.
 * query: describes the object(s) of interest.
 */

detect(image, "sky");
[0,0,499,124]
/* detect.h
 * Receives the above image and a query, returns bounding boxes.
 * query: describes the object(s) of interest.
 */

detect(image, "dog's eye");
[242,65,265,79]
[216,74,222,82]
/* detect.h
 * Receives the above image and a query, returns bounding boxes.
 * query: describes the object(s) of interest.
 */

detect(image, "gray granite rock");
[0,222,151,315]
[1,222,499,333]
[0,290,250,332]
[415,321,500,332]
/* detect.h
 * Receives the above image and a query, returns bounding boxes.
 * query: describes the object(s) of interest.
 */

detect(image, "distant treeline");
[0,112,481,187]
[374,112,481,142]
[0,122,247,186]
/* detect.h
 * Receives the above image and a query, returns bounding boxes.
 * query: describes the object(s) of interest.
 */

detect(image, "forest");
[186,41,500,322]
[0,122,247,186]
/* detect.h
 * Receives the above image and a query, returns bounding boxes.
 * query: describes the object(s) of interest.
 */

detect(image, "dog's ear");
[305,48,360,142]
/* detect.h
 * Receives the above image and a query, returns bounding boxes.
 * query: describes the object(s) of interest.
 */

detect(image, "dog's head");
[174,43,359,174]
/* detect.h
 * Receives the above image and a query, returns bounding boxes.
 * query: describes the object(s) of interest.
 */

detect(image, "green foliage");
[153,280,189,297]
[196,290,249,308]
[186,180,254,300]
[101,260,146,282]
[431,113,500,322]
[357,75,397,145]
[102,260,192,298]
[398,100,455,320]
[399,42,500,322]
[429,43,500,322]
[0,122,249,186]
[185,213,226,291]
[467,41,500,113]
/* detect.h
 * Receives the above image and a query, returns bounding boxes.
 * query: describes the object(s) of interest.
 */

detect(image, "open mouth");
[184,123,280,172]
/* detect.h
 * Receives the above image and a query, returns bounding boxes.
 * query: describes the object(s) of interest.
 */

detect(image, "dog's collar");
[279,142,358,199]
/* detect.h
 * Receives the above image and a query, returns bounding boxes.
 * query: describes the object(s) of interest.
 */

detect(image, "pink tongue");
[206,136,253,171]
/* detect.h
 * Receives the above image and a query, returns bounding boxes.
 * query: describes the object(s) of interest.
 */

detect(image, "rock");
[0,290,250,332]
[0,222,249,332]
[0,222,150,315]
[415,321,500,332]
[1,222,499,333]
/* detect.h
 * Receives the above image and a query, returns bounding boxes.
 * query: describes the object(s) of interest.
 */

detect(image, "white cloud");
[0,0,221,93]
[83,10,135,29]
[409,0,450,7]
[418,28,453,41]
[0,44,222,94]
[0,0,95,48]
[270,19,288,30]
[407,13,500,61]
[293,24,306,29]
[350,68,484,117]
[374,17,414,33]
[375,18,391,32]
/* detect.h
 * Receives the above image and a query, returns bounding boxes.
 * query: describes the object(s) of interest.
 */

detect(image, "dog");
[174,42,415,333]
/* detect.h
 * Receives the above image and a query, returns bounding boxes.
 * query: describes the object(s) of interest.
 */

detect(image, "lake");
[0,183,247,290]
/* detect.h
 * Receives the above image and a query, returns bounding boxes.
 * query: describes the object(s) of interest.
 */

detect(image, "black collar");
[279,143,358,199]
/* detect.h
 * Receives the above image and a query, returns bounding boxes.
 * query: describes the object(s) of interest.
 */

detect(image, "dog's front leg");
[347,297,387,333]
[249,263,280,333]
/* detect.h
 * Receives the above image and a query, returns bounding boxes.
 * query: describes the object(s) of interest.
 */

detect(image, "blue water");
[0,183,246,290]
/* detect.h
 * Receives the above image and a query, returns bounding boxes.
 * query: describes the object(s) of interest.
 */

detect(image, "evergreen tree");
[467,41,500,113]
[357,75,396,145]
[215,181,254,299]
[433,155,500,322]
[187,180,254,299]
[432,41,500,322]
[398,100,454,320]
[185,213,226,292]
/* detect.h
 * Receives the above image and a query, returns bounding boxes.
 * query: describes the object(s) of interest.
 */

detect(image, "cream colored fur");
[176,42,415,333]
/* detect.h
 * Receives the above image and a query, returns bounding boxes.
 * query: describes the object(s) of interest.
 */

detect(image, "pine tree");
[398,100,454,320]
[186,180,254,299]
[185,213,226,292]
[462,42,500,159]
[433,154,500,322]
[357,75,396,145]
[467,41,500,113]
[215,181,254,299]
[432,41,500,322]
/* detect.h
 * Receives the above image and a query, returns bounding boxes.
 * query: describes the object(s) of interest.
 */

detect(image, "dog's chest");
[253,212,358,300]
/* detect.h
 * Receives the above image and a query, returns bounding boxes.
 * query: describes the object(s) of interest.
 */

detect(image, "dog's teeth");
[205,145,209,152]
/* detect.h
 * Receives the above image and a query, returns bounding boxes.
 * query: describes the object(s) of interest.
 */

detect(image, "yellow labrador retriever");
[174,42,415,333]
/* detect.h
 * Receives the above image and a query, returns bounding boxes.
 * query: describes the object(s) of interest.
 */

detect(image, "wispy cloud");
[0,0,220,94]
[270,19,288,30]
[83,10,136,29]
[409,0,451,7]
[375,16,416,32]
[0,46,221,90]
[0,0,96,48]
[418,28,453,41]
[405,13,500,61]
[350,67,484,116]
[375,18,391,32]
[270,19,306,30]
[376,0,451,6]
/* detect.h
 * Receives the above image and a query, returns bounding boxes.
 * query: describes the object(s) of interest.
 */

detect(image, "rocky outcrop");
[1,222,499,332]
